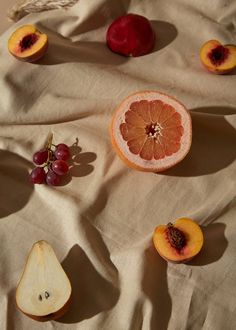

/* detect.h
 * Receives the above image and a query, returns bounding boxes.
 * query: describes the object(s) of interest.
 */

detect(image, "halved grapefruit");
[110,91,192,172]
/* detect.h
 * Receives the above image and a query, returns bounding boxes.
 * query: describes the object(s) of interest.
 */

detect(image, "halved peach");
[153,218,204,263]
[8,25,48,62]
[200,40,236,74]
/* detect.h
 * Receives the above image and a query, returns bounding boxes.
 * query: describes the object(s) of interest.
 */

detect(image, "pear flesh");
[16,241,72,321]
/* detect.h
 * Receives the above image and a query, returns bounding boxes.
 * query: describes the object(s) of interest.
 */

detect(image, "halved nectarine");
[8,25,48,62]
[153,218,203,263]
[200,40,236,74]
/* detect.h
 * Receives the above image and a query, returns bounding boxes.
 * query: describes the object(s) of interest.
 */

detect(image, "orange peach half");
[200,40,236,74]
[8,25,48,62]
[153,218,204,263]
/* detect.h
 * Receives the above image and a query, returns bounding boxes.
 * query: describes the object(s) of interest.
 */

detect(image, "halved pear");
[16,241,72,321]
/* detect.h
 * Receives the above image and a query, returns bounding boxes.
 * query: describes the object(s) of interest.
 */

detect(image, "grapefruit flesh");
[110,91,192,172]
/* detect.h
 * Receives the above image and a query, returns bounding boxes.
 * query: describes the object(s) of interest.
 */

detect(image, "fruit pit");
[20,33,39,52]
[208,45,229,66]
[166,223,186,250]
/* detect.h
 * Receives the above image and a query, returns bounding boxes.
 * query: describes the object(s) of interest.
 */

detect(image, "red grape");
[52,160,69,176]
[33,149,48,165]
[29,167,46,184]
[46,170,60,186]
[55,147,70,161]
[56,143,69,151]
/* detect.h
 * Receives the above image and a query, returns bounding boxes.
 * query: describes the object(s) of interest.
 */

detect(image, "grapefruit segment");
[120,123,145,141]
[162,127,182,140]
[110,91,192,172]
[127,135,147,154]
[161,111,182,127]
[140,137,154,160]
[130,100,151,123]
[150,100,163,123]
[125,110,146,127]
[153,139,165,160]
[158,104,175,123]
[159,135,180,156]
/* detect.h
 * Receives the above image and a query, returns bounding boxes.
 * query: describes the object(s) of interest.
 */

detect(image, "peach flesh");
[200,40,236,74]
[153,218,204,263]
[8,25,48,62]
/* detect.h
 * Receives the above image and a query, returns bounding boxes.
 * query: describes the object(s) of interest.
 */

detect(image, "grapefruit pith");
[110,91,192,172]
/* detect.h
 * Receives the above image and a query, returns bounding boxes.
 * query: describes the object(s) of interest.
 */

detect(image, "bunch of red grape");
[29,139,70,186]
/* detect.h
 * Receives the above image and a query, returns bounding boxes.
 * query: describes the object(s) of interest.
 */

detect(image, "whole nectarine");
[106,13,156,57]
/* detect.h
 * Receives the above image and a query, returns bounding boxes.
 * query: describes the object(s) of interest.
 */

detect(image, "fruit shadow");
[188,223,228,266]
[0,150,34,218]
[150,20,178,52]
[37,33,128,66]
[58,171,122,323]
[6,289,17,330]
[59,142,97,186]
[141,244,172,330]
[37,18,177,65]
[162,106,236,177]
[58,244,120,324]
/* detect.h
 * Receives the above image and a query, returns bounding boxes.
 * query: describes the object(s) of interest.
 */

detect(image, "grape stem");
[44,133,54,166]
[46,133,53,150]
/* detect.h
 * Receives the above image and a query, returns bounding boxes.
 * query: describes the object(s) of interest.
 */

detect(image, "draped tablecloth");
[0,1,236,329]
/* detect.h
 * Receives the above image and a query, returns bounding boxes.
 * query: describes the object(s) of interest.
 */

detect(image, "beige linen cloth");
[1,1,236,329]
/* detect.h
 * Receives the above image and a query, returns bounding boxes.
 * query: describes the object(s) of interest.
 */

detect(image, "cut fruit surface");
[8,25,48,62]
[16,241,72,321]
[110,91,192,172]
[200,40,236,74]
[153,218,204,263]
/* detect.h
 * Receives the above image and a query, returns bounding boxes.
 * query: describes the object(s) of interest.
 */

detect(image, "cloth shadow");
[0,150,33,218]
[151,20,178,52]
[128,298,144,330]
[162,107,236,177]
[59,141,97,186]
[58,244,120,324]
[4,69,43,116]
[142,245,172,330]
[188,223,228,266]
[59,0,132,37]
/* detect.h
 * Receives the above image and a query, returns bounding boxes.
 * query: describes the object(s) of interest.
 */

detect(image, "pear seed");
[45,291,50,299]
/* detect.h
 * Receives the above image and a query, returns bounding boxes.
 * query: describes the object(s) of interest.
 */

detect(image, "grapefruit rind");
[110,91,192,172]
